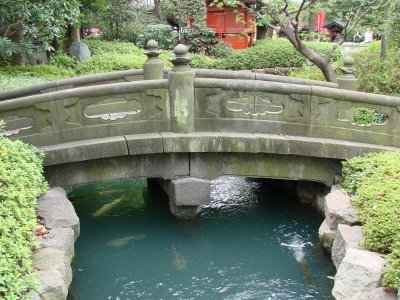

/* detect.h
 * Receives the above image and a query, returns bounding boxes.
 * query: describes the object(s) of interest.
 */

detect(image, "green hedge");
[342,151,400,288]
[214,39,306,70]
[0,132,48,298]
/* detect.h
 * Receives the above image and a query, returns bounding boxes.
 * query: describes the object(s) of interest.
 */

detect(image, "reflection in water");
[69,177,335,299]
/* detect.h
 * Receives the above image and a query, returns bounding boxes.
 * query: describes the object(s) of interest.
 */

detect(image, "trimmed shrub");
[342,151,400,288]
[50,52,77,69]
[0,65,76,80]
[75,53,146,75]
[0,131,48,298]
[289,66,325,81]
[0,74,48,92]
[305,41,342,62]
[189,53,219,69]
[215,39,306,70]
[136,24,177,50]
[83,38,143,56]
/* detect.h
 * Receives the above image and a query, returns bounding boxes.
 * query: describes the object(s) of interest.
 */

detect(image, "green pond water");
[68,177,335,300]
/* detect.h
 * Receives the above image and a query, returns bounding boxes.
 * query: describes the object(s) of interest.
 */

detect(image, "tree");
[256,0,390,83]
[160,0,207,27]
[0,0,79,65]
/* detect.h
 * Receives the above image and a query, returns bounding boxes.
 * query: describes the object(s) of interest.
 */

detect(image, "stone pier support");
[155,177,211,219]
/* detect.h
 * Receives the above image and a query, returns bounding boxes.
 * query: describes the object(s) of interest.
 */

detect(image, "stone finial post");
[338,56,359,91]
[168,44,195,133]
[143,40,164,80]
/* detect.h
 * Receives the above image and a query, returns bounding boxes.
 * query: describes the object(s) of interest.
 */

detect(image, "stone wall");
[30,187,80,300]
[318,186,398,300]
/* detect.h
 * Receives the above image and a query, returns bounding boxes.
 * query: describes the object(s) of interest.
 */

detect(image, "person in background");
[364,27,373,43]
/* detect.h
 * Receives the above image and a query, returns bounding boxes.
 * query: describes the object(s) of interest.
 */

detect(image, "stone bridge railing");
[0,41,399,149]
[1,40,399,218]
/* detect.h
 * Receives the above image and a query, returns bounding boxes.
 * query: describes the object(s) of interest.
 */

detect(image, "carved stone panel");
[195,88,308,124]
[84,98,143,121]
[0,116,35,137]
[311,96,392,130]
[69,89,169,127]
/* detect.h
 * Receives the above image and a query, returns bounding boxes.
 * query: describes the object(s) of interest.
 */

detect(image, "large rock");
[368,287,398,300]
[319,219,337,252]
[332,249,387,300]
[36,187,80,238]
[325,188,359,230]
[332,224,363,268]
[32,248,72,287]
[36,269,68,300]
[39,227,76,262]
[69,42,91,62]
[312,193,326,216]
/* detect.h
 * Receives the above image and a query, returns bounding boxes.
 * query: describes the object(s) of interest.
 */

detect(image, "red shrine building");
[206,0,257,49]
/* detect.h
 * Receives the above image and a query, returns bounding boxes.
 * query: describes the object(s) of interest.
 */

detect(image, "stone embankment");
[29,188,80,300]
[318,185,398,300]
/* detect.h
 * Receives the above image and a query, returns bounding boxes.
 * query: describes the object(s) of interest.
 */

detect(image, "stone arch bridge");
[1,43,399,218]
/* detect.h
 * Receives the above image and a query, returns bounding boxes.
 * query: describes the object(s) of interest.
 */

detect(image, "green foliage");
[49,53,77,69]
[0,136,48,298]
[83,38,142,56]
[353,108,378,125]
[136,24,177,50]
[342,151,400,288]
[160,0,207,26]
[216,39,306,70]
[184,24,232,58]
[0,0,79,59]
[305,42,342,62]
[0,74,48,92]
[289,66,325,81]
[184,24,218,53]
[353,42,400,96]
[0,65,76,80]
[75,53,146,75]
[189,53,220,69]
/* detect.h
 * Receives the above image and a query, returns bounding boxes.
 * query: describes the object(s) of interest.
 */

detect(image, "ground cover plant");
[342,151,400,288]
[0,126,48,298]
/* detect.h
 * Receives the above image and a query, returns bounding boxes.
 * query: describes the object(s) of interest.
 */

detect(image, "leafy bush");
[342,151,400,288]
[75,53,146,75]
[83,38,142,56]
[209,40,232,58]
[189,53,219,69]
[215,39,306,70]
[305,41,342,62]
[49,52,77,69]
[353,42,400,96]
[0,65,76,80]
[0,74,48,92]
[289,66,325,81]
[0,133,48,298]
[136,24,177,50]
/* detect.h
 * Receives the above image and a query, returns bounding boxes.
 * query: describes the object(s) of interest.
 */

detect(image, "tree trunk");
[267,27,274,38]
[154,0,167,23]
[72,26,81,43]
[65,25,73,50]
[308,12,316,41]
[9,21,24,66]
[282,25,338,83]
[257,25,267,39]
[380,3,389,59]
